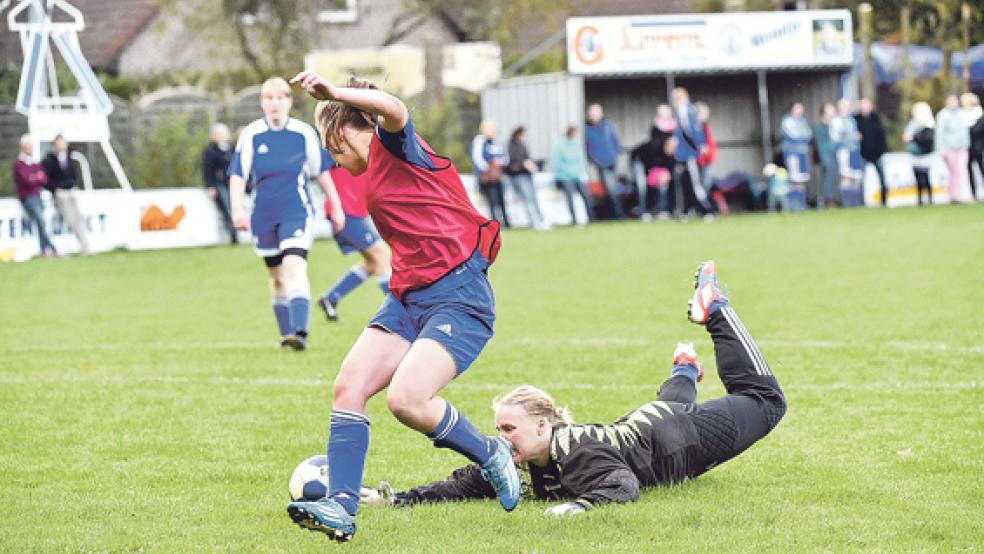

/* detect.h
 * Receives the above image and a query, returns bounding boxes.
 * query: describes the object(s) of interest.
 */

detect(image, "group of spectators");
[12,133,90,257]
[471,86,721,228]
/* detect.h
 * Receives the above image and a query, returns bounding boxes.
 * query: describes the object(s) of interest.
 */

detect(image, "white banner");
[567,10,852,75]
[862,152,966,207]
[0,186,336,262]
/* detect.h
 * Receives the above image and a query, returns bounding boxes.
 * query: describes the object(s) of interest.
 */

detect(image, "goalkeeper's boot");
[287,496,356,542]
[688,260,728,325]
[479,436,521,512]
[672,341,704,383]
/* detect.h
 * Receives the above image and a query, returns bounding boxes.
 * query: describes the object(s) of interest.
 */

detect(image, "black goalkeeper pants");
[657,306,786,475]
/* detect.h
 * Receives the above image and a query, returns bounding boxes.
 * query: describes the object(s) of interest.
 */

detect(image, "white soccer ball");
[289,454,329,502]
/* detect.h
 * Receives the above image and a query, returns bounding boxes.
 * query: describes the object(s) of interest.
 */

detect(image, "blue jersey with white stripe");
[228,117,322,224]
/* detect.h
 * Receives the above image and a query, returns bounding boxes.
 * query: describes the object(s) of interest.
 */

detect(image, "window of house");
[317,0,358,23]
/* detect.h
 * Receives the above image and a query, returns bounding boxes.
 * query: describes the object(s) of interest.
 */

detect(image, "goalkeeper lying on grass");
[362,261,787,516]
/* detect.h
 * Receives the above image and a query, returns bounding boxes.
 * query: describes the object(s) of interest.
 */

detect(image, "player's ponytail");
[493,385,574,426]
[313,76,377,153]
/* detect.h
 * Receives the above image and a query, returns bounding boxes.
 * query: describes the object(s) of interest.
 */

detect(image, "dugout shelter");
[481,9,854,182]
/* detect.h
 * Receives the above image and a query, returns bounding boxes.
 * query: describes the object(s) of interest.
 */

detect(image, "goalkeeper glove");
[544,500,589,517]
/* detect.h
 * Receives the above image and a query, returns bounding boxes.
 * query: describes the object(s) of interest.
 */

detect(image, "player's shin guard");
[327,266,369,304]
[272,297,291,336]
[427,401,496,464]
[287,294,310,334]
[376,273,391,295]
[327,410,370,516]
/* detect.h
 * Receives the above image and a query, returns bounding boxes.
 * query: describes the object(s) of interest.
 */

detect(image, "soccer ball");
[289,454,329,502]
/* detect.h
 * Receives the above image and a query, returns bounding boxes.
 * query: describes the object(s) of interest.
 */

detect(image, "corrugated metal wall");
[480,72,585,163]
[482,70,842,185]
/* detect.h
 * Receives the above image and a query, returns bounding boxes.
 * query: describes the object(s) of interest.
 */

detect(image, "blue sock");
[426,402,496,465]
[376,273,390,295]
[288,295,310,334]
[327,266,368,304]
[327,410,370,516]
[671,362,700,385]
[272,297,290,336]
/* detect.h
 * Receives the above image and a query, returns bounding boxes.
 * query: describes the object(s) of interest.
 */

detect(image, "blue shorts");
[252,215,313,257]
[369,250,494,373]
[784,152,810,182]
[334,216,381,255]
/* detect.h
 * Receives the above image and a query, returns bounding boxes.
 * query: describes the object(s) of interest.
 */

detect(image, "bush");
[128,112,209,188]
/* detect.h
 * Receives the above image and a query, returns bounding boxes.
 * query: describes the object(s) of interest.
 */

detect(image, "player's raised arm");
[290,71,408,133]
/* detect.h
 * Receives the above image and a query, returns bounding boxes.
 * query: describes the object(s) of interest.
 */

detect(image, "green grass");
[1,206,982,552]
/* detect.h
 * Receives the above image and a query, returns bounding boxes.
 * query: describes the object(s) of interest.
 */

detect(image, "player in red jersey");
[284,72,519,542]
[316,155,392,322]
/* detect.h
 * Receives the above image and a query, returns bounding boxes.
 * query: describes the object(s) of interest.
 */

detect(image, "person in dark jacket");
[505,126,548,229]
[962,92,984,201]
[854,98,888,205]
[584,103,626,219]
[362,261,786,516]
[202,123,237,243]
[41,134,91,254]
[13,134,57,257]
[630,107,677,219]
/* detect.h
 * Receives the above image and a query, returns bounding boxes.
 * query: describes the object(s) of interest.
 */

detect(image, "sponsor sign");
[567,10,852,75]
[863,153,958,207]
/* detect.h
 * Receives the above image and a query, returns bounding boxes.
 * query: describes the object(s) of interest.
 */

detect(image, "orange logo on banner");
[141,205,186,231]
[574,25,603,65]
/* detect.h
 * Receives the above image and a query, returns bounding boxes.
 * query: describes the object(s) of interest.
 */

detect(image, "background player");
[285,71,520,542]
[316,152,392,322]
[362,261,786,516]
[229,77,345,351]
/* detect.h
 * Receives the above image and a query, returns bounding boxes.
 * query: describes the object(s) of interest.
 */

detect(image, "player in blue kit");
[229,77,345,350]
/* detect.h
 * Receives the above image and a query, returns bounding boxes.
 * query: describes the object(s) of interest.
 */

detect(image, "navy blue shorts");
[252,215,312,257]
[369,250,495,373]
[334,216,381,255]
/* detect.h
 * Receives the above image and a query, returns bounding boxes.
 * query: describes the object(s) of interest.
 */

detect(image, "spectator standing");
[631,107,676,219]
[935,94,970,203]
[672,87,713,220]
[13,134,57,257]
[854,98,889,206]
[780,102,812,212]
[505,127,548,230]
[550,125,594,225]
[470,120,511,228]
[584,103,626,219]
[814,103,839,208]
[202,123,237,244]
[41,134,90,254]
[695,101,718,200]
[904,102,936,206]
[960,92,983,201]
[829,99,864,207]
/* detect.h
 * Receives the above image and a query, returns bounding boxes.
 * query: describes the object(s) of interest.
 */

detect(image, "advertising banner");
[863,153,959,207]
[567,10,853,75]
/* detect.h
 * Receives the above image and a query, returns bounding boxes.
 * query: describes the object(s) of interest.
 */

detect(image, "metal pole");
[900,5,911,122]
[757,70,772,171]
[665,73,675,101]
[859,3,875,102]
[962,2,971,93]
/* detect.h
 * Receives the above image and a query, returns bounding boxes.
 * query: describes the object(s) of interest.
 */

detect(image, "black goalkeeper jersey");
[394,400,704,508]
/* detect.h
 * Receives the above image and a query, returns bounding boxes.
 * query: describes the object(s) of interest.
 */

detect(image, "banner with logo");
[863,153,961,207]
[567,10,853,75]
[0,186,336,262]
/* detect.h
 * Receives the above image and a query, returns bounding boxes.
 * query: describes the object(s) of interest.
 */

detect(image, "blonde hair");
[313,76,377,153]
[493,385,573,425]
[911,101,936,129]
[260,77,291,97]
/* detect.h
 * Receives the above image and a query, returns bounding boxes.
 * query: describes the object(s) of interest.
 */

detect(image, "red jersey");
[327,166,369,218]
[365,133,500,301]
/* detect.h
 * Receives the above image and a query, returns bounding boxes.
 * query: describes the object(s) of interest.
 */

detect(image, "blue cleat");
[480,436,521,512]
[287,497,356,542]
[688,260,729,325]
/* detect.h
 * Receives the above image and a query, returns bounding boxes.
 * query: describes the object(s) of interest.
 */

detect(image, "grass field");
[1,205,982,552]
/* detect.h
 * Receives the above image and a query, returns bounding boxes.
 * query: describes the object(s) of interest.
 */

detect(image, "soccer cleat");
[672,341,704,383]
[688,260,728,325]
[317,295,338,322]
[479,436,521,512]
[282,333,307,351]
[287,497,356,542]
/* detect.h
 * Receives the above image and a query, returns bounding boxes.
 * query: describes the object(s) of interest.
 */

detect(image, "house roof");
[71,0,159,70]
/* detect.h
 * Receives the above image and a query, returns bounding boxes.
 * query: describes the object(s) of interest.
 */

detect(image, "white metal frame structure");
[2,0,131,190]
